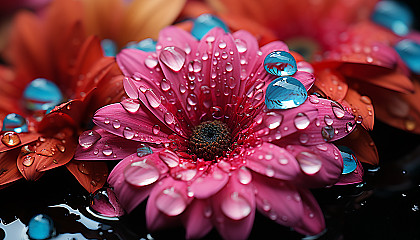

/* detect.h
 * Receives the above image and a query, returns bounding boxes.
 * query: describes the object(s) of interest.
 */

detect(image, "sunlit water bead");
[27,214,55,240]
[191,14,229,40]
[156,187,188,216]
[23,78,63,113]
[101,39,117,57]
[295,151,322,175]
[264,51,297,76]
[159,46,186,72]
[159,150,179,167]
[221,192,252,220]
[265,77,307,110]
[394,39,420,74]
[337,146,357,174]
[294,113,311,130]
[125,38,157,52]
[2,113,28,133]
[371,0,413,36]
[1,131,21,147]
[121,98,141,113]
[79,130,101,149]
[124,160,160,187]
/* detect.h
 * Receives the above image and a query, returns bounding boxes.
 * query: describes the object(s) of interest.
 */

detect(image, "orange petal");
[336,126,379,166]
[314,69,348,101]
[0,132,41,153]
[343,88,375,130]
[66,160,108,193]
[0,148,23,186]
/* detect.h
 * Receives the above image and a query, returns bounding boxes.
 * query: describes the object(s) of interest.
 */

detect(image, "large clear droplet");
[164,112,175,125]
[265,77,308,109]
[137,144,153,157]
[155,187,187,216]
[124,161,160,186]
[121,98,141,113]
[28,214,55,240]
[294,113,311,130]
[235,39,247,53]
[331,101,346,119]
[264,51,297,76]
[23,78,63,112]
[2,113,28,133]
[159,150,179,167]
[1,131,21,147]
[145,89,161,108]
[296,151,322,175]
[372,0,413,36]
[79,130,101,149]
[264,112,283,130]
[125,38,157,52]
[237,167,252,185]
[191,14,229,40]
[221,192,251,220]
[123,127,135,139]
[337,146,358,174]
[159,46,186,72]
[101,39,117,57]
[394,39,420,74]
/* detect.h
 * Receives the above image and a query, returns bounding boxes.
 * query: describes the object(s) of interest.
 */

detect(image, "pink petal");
[246,143,301,181]
[157,26,198,57]
[74,129,140,160]
[116,48,161,78]
[293,71,315,91]
[189,165,229,199]
[336,159,364,185]
[181,199,213,239]
[293,188,326,236]
[252,172,304,228]
[90,187,125,217]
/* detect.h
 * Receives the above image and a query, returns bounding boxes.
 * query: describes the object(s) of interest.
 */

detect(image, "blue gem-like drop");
[137,144,153,157]
[191,14,229,40]
[265,76,307,110]
[2,113,28,133]
[264,51,297,76]
[23,78,63,113]
[338,146,358,175]
[101,39,118,57]
[394,39,420,74]
[371,1,413,36]
[125,38,157,52]
[27,214,55,240]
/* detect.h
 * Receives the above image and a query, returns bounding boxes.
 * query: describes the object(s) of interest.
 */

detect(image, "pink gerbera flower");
[76,26,357,239]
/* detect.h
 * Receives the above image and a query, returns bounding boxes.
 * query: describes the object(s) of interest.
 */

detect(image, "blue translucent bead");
[394,39,420,74]
[338,146,357,175]
[371,1,413,36]
[101,39,118,57]
[23,78,63,112]
[2,113,28,133]
[27,214,55,240]
[125,38,157,52]
[137,143,153,157]
[191,14,229,40]
[264,51,297,76]
[265,76,307,110]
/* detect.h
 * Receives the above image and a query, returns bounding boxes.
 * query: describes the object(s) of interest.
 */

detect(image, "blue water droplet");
[101,39,118,57]
[264,51,297,76]
[191,14,229,40]
[137,143,153,157]
[265,76,307,109]
[371,1,413,36]
[394,39,420,74]
[2,113,28,133]
[338,146,357,174]
[125,38,157,52]
[27,214,55,240]
[23,78,63,112]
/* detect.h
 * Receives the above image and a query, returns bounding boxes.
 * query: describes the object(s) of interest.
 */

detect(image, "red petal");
[314,69,348,102]
[66,160,108,193]
[343,88,375,130]
[0,132,41,153]
[0,148,23,186]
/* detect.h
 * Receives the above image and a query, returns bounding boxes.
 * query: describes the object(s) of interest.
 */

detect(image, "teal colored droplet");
[2,113,28,133]
[191,14,229,40]
[27,214,55,240]
[338,146,358,174]
[137,143,153,157]
[371,1,413,36]
[101,39,118,57]
[23,78,63,113]
[394,39,420,74]
[264,51,297,76]
[265,76,307,109]
[125,38,157,52]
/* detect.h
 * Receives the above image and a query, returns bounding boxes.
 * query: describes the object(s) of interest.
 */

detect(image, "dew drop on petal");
[189,59,203,73]
[324,115,333,126]
[299,133,309,144]
[187,93,198,106]
[121,98,141,113]
[331,101,345,119]
[159,150,180,168]
[296,151,322,175]
[337,146,357,174]
[225,62,233,72]
[264,51,297,76]
[156,187,187,216]
[112,120,121,129]
[159,46,186,72]
[265,112,283,130]
[2,113,28,133]
[102,145,113,156]
[144,56,158,69]
[23,78,63,112]
[235,39,247,53]
[218,41,227,49]
[321,126,335,141]
[79,130,101,149]
[191,14,229,40]
[56,144,65,153]
[164,112,175,125]
[294,113,311,130]
[1,132,21,147]
[221,192,252,220]
[145,89,161,108]
[22,155,34,167]
[237,167,252,185]
[123,127,135,139]
[265,77,307,110]
[160,79,171,92]
[137,144,153,157]
[124,161,160,186]
[152,125,161,135]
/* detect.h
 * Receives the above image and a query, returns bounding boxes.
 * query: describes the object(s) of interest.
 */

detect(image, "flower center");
[189,120,232,161]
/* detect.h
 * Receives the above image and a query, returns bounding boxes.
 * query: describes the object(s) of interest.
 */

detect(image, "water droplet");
[188,59,203,73]
[235,39,247,53]
[28,214,55,240]
[218,41,227,49]
[124,161,160,187]
[102,145,113,156]
[225,62,233,72]
[79,130,101,149]
[294,113,311,130]
[164,112,175,125]
[331,101,345,119]
[265,77,308,110]
[159,46,186,72]
[159,150,179,167]
[324,115,333,126]
[394,39,420,74]
[23,78,63,112]
[221,192,251,220]
[299,133,309,144]
[237,167,252,185]
[56,144,65,153]
[121,98,141,113]
[123,127,135,139]
[137,144,153,157]
[187,93,198,106]
[405,118,416,131]
[337,146,357,174]
[22,155,34,167]
[296,151,322,175]
[211,106,223,119]
[112,120,121,129]
[321,126,335,141]
[1,131,21,147]
[144,56,158,69]
[160,79,171,91]
[152,125,161,135]
[346,122,355,133]
[372,0,413,36]
[2,113,28,133]
[145,89,161,108]
[156,187,187,216]
[104,118,110,124]
[191,14,229,40]
[265,112,283,129]
[264,51,297,76]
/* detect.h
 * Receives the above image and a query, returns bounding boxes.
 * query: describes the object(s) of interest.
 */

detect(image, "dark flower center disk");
[189,120,232,161]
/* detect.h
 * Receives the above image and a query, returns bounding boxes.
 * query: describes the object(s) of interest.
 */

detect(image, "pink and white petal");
[93,103,172,144]
[189,165,229,199]
[293,188,326,236]
[293,71,315,91]
[211,172,256,240]
[252,172,303,228]
[181,199,213,240]
[74,129,141,160]
[246,143,301,181]
[287,144,343,188]
[336,159,364,185]
[157,26,198,57]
